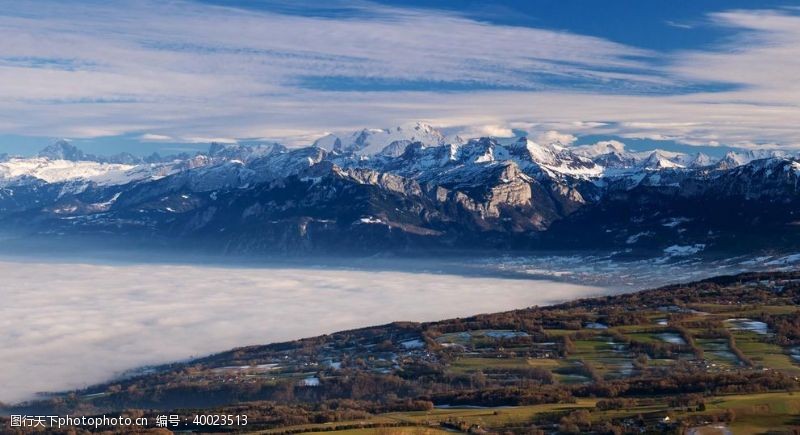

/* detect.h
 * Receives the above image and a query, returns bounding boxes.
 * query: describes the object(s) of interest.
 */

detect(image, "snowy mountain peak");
[208,141,237,157]
[460,137,508,164]
[38,140,86,161]
[683,152,713,168]
[716,151,757,170]
[714,149,793,170]
[641,150,685,170]
[313,121,448,156]
[378,140,414,157]
[206,141,285,162]
[572,140,627,158]
[508,137,561,166]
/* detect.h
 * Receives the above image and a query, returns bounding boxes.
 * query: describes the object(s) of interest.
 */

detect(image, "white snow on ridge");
[0,158,132,185]
[571,140,627,158]
[0,158,174,186]
[358,216,384,224]
[513,138,605,178]
[5,127,800,192]
[314,121,451,156]
[541,161,605,178]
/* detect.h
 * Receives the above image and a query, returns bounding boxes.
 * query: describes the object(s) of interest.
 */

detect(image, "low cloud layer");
[0,259,605,404]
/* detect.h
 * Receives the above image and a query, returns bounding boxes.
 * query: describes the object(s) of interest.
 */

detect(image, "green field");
[259,400,599,434]
[447,356,560,373]
[732,331,800,374]
[258,393,800,434]
[567,337,633,379]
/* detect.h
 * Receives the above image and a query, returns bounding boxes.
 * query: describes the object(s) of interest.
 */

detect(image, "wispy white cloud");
[665,20,694,29]
[139,134,174,142]
[535,130,578,146]
[0,259,604,403]
[181,136,238,144]
[456,124,516,139]
[0,2,797,148]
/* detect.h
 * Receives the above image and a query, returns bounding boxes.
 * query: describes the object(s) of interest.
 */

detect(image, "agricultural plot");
[703,392,800,434]
[731,330,800,374]
[696,339,743,368]
[264,400,599,434]
[447,356,554,374]
[272,393,800,435]
[566,336,635,380]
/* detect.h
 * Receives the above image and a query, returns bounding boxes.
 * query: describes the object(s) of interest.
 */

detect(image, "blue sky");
[0,0,798,156]
[202,0,791,50]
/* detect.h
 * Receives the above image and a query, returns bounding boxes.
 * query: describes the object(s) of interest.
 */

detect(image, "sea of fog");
[0,258,609,404]
[3,246,797,404]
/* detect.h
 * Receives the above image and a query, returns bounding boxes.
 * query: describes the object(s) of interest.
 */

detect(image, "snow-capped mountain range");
[312,122,459,156]
[1,123,800,255]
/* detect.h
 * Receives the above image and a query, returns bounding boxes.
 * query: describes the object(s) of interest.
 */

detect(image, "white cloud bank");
[0,259,605,404]
[0,1,797,148]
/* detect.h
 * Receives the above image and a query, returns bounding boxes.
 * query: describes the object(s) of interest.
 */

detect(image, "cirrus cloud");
[0,1,797,149]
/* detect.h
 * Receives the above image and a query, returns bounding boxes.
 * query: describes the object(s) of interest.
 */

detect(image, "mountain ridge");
[2,127,800,255]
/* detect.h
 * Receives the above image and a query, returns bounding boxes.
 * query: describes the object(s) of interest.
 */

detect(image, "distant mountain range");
[2,122,800,255]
